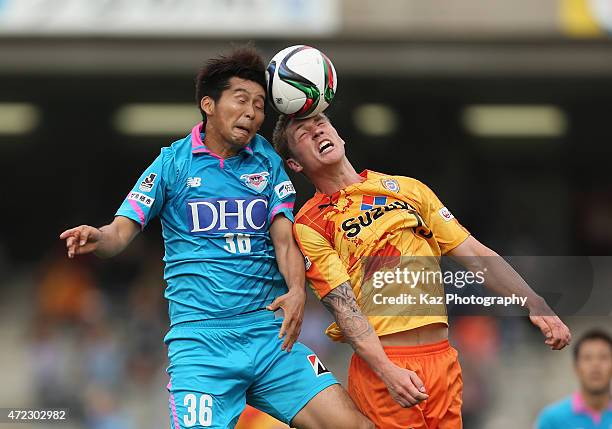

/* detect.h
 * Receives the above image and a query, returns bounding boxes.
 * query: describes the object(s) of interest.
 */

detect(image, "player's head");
[573,329,612,395]
[195,45,266,147]
[273,113,346,179]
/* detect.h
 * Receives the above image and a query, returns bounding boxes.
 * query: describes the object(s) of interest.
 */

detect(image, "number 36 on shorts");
[183,393,213,427]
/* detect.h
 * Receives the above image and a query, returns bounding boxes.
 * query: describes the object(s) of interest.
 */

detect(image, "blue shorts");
[164,310,338,429]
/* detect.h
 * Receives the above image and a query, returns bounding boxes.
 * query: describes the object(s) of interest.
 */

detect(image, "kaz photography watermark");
[369,267,528,309]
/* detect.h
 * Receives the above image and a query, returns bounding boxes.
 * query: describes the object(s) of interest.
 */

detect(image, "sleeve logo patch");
[304,255,312,271]
[128,192,155,207]
[139,173,157,192]
[275,181,296,199]
[439,207,454,221]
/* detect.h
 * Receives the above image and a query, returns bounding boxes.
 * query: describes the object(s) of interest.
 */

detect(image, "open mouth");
[235,125,250,135]
[318,139,334,154]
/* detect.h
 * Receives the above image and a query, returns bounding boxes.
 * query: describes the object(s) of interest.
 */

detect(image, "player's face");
[203,77,265,148]
[575,340,612,394]
[286,114,345,174]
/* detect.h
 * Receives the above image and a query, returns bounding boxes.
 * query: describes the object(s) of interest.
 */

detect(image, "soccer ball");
[266,45,338,119]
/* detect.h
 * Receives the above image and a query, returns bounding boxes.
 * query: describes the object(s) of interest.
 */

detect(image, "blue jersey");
[536,393,612,429]
[116,123,296,325]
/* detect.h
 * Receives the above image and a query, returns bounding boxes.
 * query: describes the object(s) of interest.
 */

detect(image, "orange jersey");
[293,170,470,341]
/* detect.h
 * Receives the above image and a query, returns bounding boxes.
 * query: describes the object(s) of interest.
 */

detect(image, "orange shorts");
[348,339,463,429]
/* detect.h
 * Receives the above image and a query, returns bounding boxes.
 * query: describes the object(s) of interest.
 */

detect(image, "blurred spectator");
[535,329,612,428]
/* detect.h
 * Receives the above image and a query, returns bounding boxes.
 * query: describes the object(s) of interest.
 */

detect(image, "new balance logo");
[187,177,202,188]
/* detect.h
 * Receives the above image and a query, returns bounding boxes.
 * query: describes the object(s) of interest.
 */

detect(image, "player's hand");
[380,363,429,408]
[59,225,103,258]
[528,298,571,350]
[267,289,306,352]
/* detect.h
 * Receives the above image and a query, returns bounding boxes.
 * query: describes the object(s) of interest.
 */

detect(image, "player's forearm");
[458,246,547,311]
[94,218,139,258]
[478,256,550,311]
[276,241,307,294]
[322,282,394,376]
[270,216,306,295]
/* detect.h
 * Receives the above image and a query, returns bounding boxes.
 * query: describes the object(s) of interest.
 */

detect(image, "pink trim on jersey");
[168,381,180,429]
[572,391,612,424]
[245,145,253,154]
[190,122,225,168]
[191,122,205,150]
[128,199,145,229]
[270,202,295,222]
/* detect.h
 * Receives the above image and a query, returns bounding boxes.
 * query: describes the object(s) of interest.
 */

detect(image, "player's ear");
[286,158,303,173]
[200,96,214,116]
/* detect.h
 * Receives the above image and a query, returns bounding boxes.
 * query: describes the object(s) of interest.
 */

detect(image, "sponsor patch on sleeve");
[139,173,157,192]
[275,181,296,199]
[304,255,312,271]
[438,207,454,221]
[128,191,155,208]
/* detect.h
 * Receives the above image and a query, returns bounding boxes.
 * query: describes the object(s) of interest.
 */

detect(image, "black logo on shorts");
[307,354,330,377]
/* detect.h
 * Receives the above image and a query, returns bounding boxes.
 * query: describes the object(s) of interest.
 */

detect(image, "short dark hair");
[573,329,612,361]
[195,44,266,124]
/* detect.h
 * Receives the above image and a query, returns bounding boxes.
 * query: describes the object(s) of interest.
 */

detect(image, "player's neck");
[203,125,241,159]
[580,389,611,412]
[312,159,363,195]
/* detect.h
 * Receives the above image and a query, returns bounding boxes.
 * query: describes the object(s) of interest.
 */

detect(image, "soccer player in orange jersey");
[272,113,572,429]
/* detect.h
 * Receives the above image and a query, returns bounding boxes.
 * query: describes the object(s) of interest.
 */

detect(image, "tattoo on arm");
[322,281,374,347]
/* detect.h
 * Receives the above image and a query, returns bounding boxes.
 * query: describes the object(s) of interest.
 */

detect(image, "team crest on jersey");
[139,173,157,192]
[240,172,270,192]
[381,178,400,193]
[307,354,330,377]
[439,207,454,221]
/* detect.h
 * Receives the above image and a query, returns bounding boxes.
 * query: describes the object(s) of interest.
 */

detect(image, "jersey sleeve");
[411,179,470,254]
[115,148,170,229]
[267,150,296,224]
[293,222,351,299]
[534,408,554,429]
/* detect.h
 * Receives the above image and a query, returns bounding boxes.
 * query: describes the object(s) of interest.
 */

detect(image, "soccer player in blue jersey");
[536,330,612,429]
[60,47,373,429]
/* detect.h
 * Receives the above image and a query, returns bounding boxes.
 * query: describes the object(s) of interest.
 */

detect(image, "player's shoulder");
[251,133,283,163]
[294,194,328,226]
[166,132,194,160]
[366,170,429,194]
[536,396,574,425]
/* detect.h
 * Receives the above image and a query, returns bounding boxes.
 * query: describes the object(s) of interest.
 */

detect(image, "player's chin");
[232,130,254,146]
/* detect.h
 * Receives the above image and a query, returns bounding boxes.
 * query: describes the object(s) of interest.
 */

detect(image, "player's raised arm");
[268,215,307,352]
[321,281,429,408]
[59,216,140,259]
[447,235,571,350]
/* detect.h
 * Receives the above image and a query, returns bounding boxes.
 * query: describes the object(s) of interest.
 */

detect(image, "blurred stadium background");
[1,0,611,428]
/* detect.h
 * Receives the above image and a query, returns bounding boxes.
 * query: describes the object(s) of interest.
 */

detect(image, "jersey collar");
[572,391,612,425]
[190,122,255,157]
